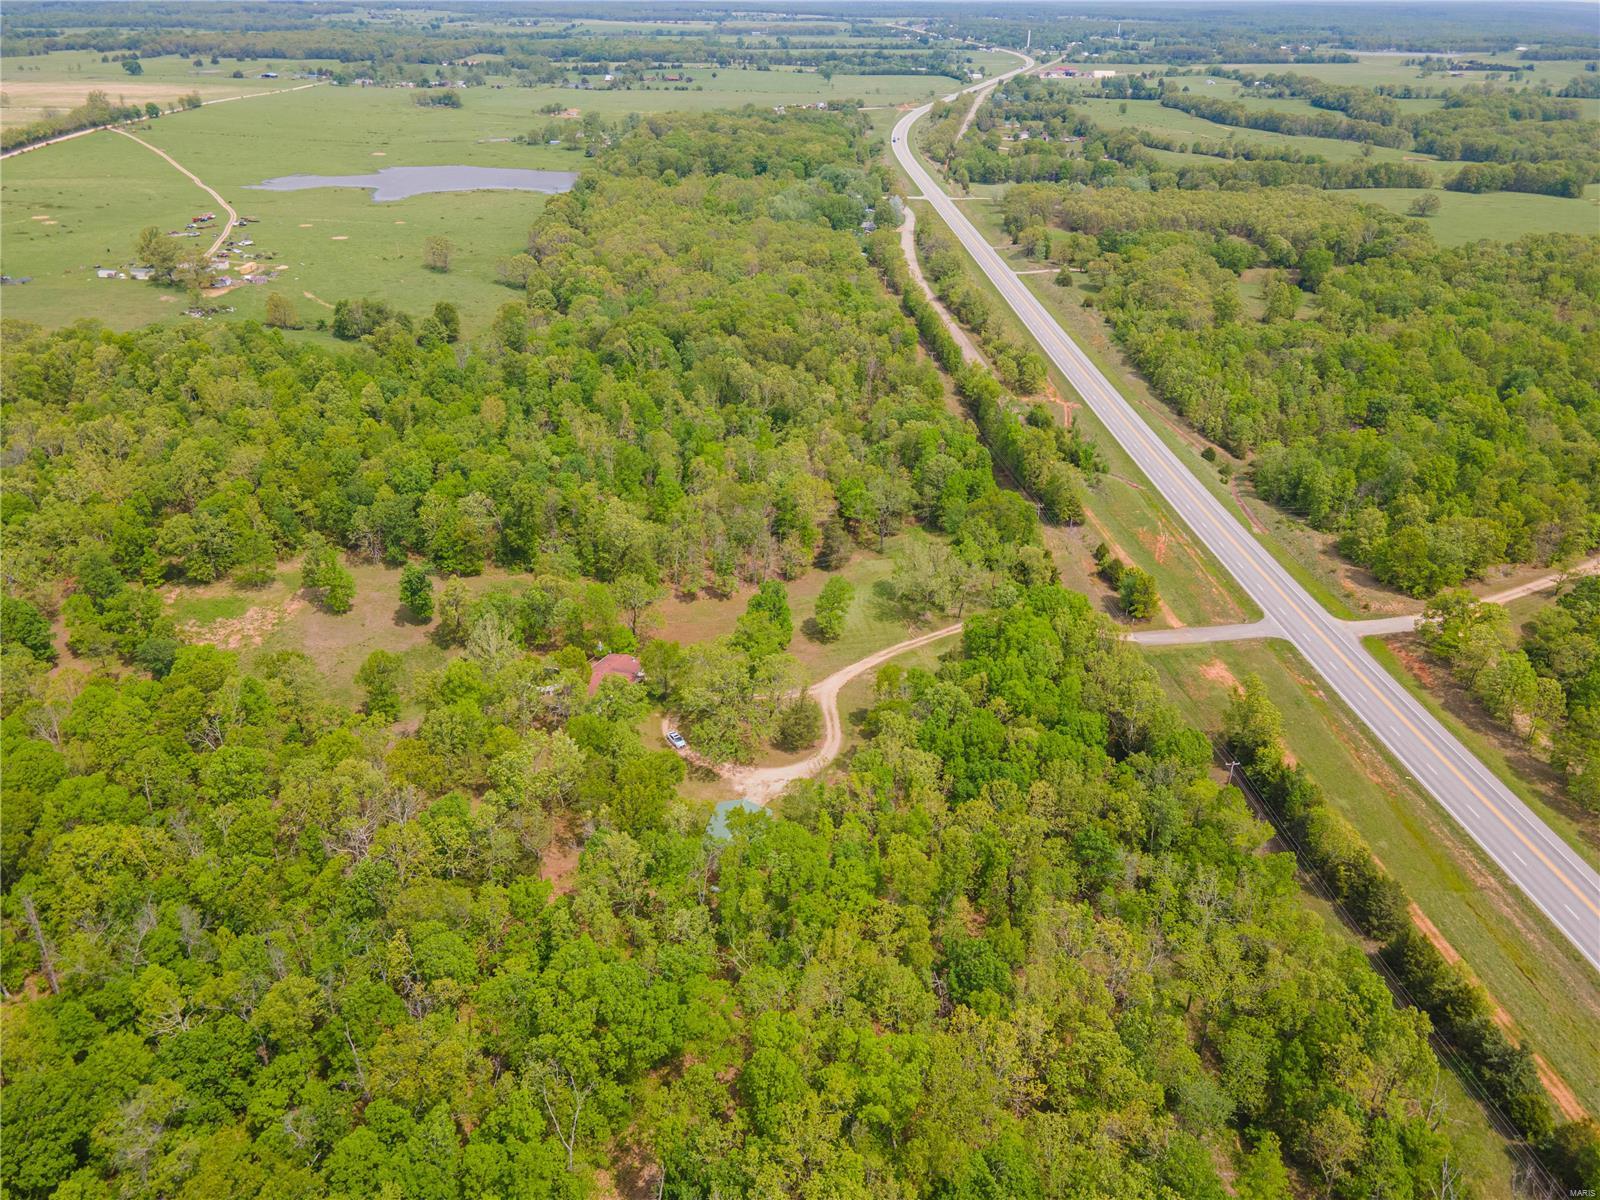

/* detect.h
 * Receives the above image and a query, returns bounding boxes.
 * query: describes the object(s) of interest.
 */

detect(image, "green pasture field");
[0,51,343,129]
[1066,88,1600,212]
[1142,57,1599,120]
[0,102,558,335]
[1065,93,1415,163]
[1212,53,1600,92]
[2,54,995,336]
[1145,638,1600,1121]
[2,129,210,326]
[1342,184,1600,244]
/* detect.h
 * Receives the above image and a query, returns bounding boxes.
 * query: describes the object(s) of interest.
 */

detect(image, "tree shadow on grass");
[391,605,429,629]
[800,616,832,644]
[868,577,920,625]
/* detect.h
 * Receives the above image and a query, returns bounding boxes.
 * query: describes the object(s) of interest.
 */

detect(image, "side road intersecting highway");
[891,54,1600,973]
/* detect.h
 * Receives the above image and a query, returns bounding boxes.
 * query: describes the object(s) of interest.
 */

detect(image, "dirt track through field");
[665,622,964,804]
[900,204,982,364]
[111,127,237,258]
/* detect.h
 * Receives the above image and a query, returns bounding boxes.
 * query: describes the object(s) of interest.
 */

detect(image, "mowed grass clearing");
[165,532,937,706]
[167,561,515,708]
[1144,638,1600,1117]
[654,530,947,683]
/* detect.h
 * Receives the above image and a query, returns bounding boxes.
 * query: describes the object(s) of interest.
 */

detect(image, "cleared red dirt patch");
[1407,900,1588,1120]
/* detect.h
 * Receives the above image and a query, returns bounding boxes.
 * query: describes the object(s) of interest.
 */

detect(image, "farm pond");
[247,165,579,202]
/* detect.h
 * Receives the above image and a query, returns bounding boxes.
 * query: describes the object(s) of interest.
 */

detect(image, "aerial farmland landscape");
[1,3,1598,1198]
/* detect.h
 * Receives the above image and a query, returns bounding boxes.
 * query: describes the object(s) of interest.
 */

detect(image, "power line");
[1210,738,1566,1200]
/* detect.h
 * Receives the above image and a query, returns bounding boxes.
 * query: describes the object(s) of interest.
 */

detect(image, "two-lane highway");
[890,71,1600,973]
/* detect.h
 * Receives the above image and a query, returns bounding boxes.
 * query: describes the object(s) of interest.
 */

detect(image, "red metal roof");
[587,653,642,696]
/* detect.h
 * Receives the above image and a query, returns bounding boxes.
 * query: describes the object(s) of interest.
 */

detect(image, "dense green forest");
[2,95,1579,1198]
[1417,578,1600,809]
[2,113,937,596]
[5,568,1537,1197]
[997,185,1600,595]
[5,17,1600,1190]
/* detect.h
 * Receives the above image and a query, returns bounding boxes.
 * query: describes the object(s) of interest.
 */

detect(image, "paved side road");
[890,73,1600,973]
[1128,552,1600,645]
[1127,620,1278,646]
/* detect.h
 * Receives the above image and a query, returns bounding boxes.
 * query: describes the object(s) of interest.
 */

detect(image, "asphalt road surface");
[891,71,1600,974]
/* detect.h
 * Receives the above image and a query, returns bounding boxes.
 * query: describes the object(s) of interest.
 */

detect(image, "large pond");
[247,165,579,202]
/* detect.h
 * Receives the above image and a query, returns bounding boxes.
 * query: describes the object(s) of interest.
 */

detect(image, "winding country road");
[667,623,964,804]
[891,57,1600,972]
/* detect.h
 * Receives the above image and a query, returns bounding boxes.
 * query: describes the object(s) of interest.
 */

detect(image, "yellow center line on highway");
[1040,318,1600,918]
[911,45,1600,949]
[904,77,1599,933]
